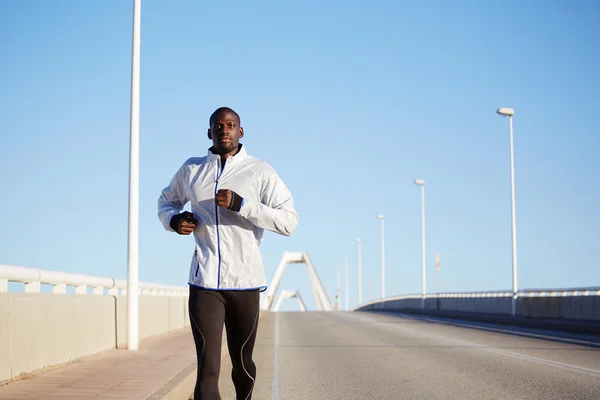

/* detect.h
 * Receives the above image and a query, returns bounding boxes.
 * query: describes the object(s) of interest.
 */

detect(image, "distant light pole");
[127,0,142,351]
[344,255,349,311]
[376,215,385,298]
[355,239,362,305]
[435,252,440,295]
[497,107,519,316]
[414,179,426,309]
[336,266,341,311]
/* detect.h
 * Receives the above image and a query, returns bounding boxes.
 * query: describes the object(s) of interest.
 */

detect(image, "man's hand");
[215,189,243,212]
[215,189,233,208]
[170,211,197,235]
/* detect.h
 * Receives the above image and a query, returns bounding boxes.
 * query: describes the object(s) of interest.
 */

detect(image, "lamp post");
[126,0,142,351]
[344,255,349,311]
[355,239,362,306]
[435,252,440,295]
[414,179,426,309]
[336,266,341,311]
[376,215,385,299]
[497,107,519,316]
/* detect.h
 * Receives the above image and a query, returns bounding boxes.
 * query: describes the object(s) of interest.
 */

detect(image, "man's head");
[207,107,244,157]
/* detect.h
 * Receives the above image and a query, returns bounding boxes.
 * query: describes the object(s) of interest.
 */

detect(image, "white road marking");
[404,312,600,348]
[343,313,600,377]
[271,312,281,400]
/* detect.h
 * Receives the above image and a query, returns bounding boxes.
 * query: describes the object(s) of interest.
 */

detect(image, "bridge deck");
[0,327,197,400]
[223,311,600,399]
[3,311,600,399]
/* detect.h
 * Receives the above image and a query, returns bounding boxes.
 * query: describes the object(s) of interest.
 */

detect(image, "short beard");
[214,141,238,155]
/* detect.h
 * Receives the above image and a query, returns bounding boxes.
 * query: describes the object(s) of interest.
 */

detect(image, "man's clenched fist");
[215,189,232,208]
[170,211,197,235]
[215,189,243,212]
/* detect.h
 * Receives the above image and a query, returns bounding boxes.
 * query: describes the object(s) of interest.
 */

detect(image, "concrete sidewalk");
[0,327,198,400]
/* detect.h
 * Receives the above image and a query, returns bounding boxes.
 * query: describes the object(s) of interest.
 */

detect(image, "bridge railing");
[0,264,190,385]
[356,287,600,307]
[0,264,187,296]
[354,287,600,323]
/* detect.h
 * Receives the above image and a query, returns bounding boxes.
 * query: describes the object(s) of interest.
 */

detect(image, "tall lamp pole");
[414,179,426,309]
[127,0,142,351]
[355,239,362,305]
[376,215,385,298]
[336,266,341,311]
[344,255,349,311]
[497,107,519,316]
[435,252,440,295]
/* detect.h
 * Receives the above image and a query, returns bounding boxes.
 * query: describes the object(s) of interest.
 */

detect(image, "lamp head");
[497,107,515,117]
[376,214,384,220]
[414,179,425,186]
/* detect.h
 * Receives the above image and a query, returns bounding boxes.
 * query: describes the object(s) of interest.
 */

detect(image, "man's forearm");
[157,195,183,232]
[237,197,298,236]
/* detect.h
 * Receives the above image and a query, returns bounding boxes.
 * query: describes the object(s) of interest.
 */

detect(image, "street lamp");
[344,255,349,311]
[376,215,385,298]
[126,0,142,351]
[413,179,426,309]
[497,107,519,316]
[355,239,362,305]
[336,266,341,311]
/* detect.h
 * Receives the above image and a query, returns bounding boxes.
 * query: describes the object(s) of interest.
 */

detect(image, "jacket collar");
[207,143,248,165]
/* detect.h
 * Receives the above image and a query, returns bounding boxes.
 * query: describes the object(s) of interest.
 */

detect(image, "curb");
[146,330,226,400]
[146,361,197,400]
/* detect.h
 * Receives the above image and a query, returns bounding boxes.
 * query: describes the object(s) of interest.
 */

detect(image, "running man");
[157,106,298,399]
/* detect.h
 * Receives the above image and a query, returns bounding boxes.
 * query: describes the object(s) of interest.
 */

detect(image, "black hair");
[209,107,240,127]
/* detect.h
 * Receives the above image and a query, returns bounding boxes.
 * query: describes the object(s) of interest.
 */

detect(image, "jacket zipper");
[214,159,224,287]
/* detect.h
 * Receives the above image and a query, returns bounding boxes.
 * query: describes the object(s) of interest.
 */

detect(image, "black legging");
[188,286,261,400]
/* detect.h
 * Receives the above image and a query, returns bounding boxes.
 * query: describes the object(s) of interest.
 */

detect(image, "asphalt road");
[217,311,600,400]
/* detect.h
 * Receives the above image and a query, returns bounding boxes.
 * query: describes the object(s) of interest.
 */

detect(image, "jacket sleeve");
[157,164,188,232]
[238,167,298,236]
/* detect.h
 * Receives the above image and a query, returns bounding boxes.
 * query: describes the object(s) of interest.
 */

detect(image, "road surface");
[217,311,600,399]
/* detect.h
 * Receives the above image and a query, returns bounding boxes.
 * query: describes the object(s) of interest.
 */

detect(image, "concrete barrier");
[115,295,190,348]
[355,292,600,334]
[0,293,190,384]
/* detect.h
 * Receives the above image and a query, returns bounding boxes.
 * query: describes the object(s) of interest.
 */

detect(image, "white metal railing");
[432,288,600,298]
[357,287,600,309]
[0,264,188,297]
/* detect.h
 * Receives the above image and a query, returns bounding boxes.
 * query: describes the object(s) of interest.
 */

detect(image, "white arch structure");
[273,290,307,312]
[262,251,333,311]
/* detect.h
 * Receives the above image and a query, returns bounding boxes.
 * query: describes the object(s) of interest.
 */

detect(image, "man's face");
[208,110,244,155]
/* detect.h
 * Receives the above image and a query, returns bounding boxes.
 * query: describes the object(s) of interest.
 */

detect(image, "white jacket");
[157,145,298,291]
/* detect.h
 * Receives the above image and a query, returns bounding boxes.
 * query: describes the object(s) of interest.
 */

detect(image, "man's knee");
[199,362,220,380]
[231,355,255,374]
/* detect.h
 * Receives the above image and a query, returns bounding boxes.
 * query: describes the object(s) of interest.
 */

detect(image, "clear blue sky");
[1,1,598,311]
